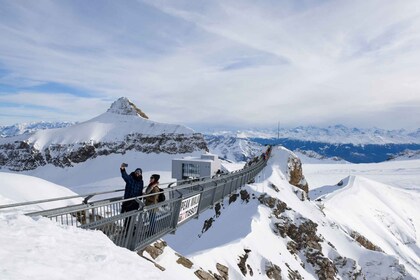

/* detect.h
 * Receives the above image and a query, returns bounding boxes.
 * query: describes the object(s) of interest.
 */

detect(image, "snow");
[5,98,194,150]
[1,147,419,279]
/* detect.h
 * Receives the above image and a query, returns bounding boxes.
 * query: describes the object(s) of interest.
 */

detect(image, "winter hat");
[134,168,142,175]
[151,174,160,181]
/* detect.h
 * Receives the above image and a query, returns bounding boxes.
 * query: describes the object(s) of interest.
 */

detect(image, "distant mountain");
[387,149,420,161]
[0,121,75,138]
[204,135,263,162]
[0,97,208,171]
[204,126,420,163]
[205,125,420,145]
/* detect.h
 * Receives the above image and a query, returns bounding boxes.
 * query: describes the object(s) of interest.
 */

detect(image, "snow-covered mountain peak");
[0,98,207,171]
[106,97,149,119]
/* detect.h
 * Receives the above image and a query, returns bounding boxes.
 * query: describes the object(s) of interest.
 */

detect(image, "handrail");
[0,188,123,210]
[1,146,272,251]
[0,178,190,210]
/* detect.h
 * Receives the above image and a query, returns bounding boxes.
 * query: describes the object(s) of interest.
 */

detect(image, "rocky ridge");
[0,97,208,171]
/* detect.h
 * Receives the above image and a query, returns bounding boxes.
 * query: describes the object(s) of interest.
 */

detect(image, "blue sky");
[0,0,420,130]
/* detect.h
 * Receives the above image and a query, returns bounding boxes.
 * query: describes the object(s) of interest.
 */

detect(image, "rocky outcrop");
[0,133,208,171]
[237,249,252,277]
[260,194,366,280]
[176,253,194,269]
[0,97,208,171]
[350,231,383,252]
[141,240,167,259]
[265,261,282,280]
[194,263,229,280]
[216,263,229,280]
[288,155,309,194]
[107,97,149,118]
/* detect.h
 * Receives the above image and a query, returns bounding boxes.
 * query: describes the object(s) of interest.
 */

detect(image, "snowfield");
[0,147,419,279]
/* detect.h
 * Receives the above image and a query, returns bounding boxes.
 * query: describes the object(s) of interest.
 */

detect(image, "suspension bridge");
[0,148,271,252]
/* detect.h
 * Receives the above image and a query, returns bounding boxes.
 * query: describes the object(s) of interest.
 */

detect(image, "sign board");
[177,194,201,225]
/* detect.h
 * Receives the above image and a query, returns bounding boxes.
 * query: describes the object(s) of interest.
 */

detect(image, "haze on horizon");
[0,0,420,130]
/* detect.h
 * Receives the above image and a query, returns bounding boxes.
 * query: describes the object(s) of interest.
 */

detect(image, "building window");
[182,163,200,179]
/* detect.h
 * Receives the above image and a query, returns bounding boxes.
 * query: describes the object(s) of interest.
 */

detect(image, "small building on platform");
[172,153,221,181]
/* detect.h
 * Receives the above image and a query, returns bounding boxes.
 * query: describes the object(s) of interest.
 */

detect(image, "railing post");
[210,181,218,205]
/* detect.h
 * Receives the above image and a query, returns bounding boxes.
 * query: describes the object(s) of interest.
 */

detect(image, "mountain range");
[204,125,420,163]
[205,125,420,145]
[3,116,419,164]
[0,97,419,279]
[0,97,207,172]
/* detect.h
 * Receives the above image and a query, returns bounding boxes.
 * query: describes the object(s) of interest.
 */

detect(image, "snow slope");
[162,147,420,279]
[1,147,419,279]
[322,176,420,275]
[25,97,194,150]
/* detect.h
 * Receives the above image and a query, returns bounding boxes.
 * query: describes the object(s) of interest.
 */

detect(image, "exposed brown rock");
[143,244,163,259]
[176,255,194,269]
[350,231,383,252]
[259,194,291,220]
[127,99,149,119]
[288,156,309,194]
[265,261,282,280]
[141,240,167,260]
[258,194,277,208]
[195,269,216,280]
[216,263,229,280]
[154,240,167,250]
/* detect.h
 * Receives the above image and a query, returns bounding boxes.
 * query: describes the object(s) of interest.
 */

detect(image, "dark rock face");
[239,190,250,203]
[0,133,208,171]
[237,249,252,277]
[228,193,239,204]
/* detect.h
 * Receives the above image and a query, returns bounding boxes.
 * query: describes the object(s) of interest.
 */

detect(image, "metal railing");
[4,148,271,251]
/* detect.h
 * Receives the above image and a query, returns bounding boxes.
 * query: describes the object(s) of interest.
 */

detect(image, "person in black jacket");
[120,164,144,213]
[120,164,144,235]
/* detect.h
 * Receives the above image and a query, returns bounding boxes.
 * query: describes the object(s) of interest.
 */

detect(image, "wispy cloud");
[0,0,419,129]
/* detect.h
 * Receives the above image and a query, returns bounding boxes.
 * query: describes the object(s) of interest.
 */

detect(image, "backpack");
[158,187,166,202]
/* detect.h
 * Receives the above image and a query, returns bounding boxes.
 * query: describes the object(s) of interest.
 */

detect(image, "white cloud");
[0,0,419,129]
